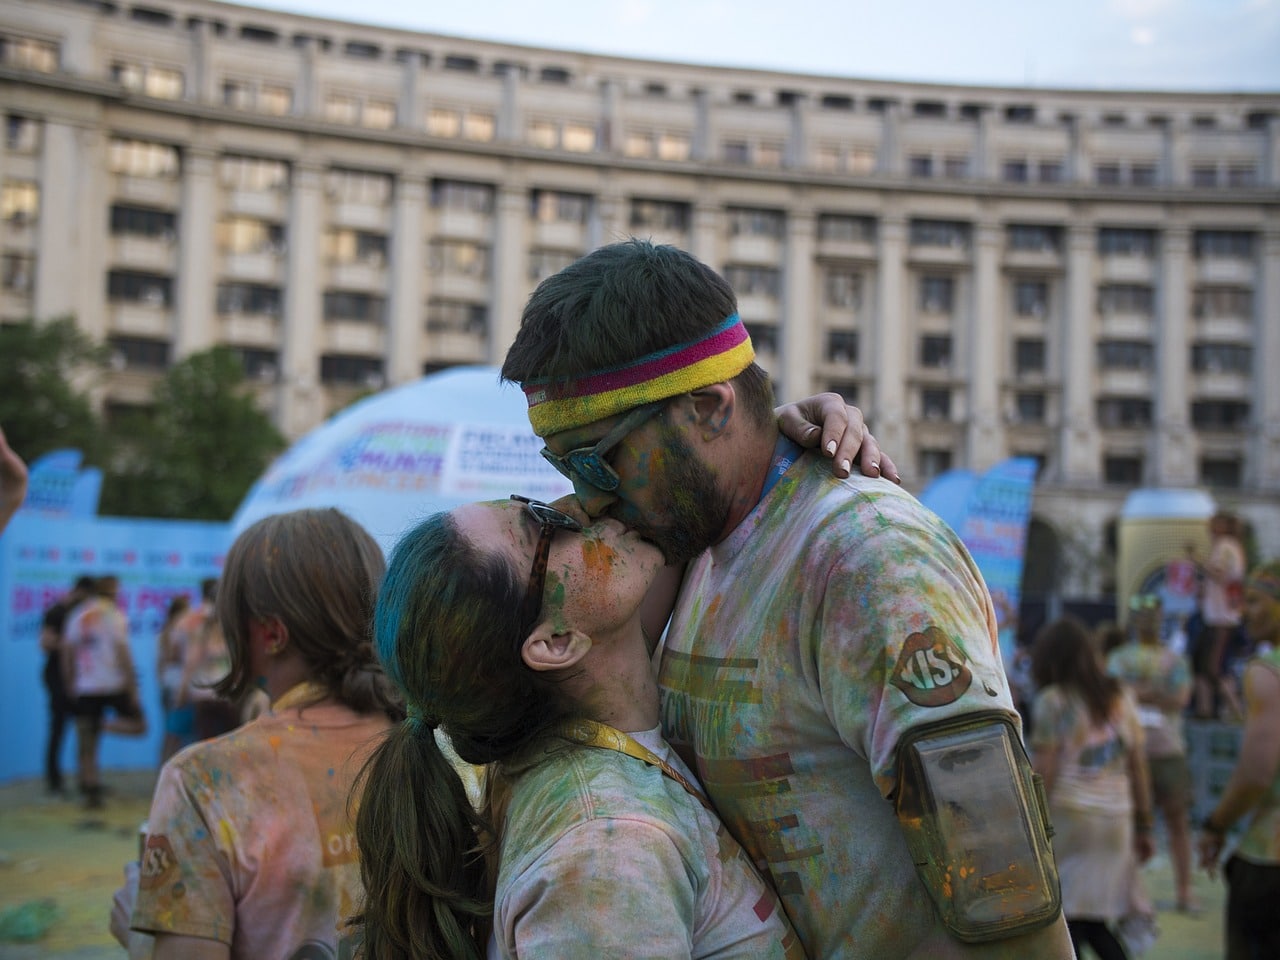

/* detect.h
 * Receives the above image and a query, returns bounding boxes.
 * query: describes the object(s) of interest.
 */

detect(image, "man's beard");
[617,429,733,566]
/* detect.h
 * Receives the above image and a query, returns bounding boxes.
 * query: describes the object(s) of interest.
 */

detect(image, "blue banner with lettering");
[20,449,102,518]
[0,513,229,783]
[921,457,1038,667]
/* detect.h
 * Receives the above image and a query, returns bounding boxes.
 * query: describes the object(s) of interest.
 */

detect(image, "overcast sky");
[249,0,1280,91]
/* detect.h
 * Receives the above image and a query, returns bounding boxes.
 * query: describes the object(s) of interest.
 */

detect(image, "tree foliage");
[99,347,285,520]
[0,317,108,465]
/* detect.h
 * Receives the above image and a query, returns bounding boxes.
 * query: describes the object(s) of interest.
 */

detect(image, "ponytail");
[355,720,492,960]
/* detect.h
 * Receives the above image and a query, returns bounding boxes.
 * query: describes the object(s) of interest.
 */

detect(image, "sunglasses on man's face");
[511,495,583,635]
[539,401,667,493]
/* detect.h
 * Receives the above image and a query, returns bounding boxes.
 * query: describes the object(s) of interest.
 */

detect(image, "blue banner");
[921,457,1038,667]
[0,513,229,783]
[20,449,102,518]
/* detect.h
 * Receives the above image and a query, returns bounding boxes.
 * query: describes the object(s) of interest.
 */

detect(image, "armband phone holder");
[893,711,1061,942]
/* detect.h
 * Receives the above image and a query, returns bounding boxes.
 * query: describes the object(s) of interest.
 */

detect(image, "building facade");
[2,0,1278,595]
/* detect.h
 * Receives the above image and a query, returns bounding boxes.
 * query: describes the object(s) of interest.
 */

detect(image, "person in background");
[500,239,1070,958]
[155,593,192,764]
[1196,512,1247,719]
[1197,559,1280,960]
[111,508,401,960]
[1106,594,1198,913]
[64,574,146,809]
[39,574,94,796]
[1030,617,1155,960]
[174,578,239,740]
[1093,621,1128,661]
[357,496,802,959]
[0,424,28,535]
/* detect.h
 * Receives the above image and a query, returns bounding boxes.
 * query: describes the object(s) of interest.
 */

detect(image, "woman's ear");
[249,616,289,656]
[521,623,592,673]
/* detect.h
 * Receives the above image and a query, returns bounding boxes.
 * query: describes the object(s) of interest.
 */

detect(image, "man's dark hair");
[501,238,774,426]
[200,577,218,603]
[72,575,94,593]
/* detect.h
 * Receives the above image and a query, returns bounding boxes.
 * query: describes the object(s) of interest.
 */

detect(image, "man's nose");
[571,477,618,517]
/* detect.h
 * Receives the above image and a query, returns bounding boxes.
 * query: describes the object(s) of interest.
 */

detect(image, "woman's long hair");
[1031,616,1122,725]
[213,508,401,719]
[355,510,580,960]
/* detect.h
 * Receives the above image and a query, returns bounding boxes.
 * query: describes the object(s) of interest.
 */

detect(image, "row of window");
[915,447,1245,489]
[12,22,1274,135]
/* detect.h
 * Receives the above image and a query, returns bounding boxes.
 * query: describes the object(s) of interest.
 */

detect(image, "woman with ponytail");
[112,508,402,960]
[356,495,801,959]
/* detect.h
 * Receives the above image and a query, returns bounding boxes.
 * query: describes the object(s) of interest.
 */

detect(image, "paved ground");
[0,769,1229,959]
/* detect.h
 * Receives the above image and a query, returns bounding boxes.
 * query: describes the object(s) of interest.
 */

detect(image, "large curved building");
[2,0,1278,595]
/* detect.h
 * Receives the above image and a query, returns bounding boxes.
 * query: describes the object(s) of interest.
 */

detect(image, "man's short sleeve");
[131,760,235,944]
[813,498,1013,797]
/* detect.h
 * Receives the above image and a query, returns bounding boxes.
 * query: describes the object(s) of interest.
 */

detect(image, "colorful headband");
[522,314,755,435]
[1247,561,1280,601]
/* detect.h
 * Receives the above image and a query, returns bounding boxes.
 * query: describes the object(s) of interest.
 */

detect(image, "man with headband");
[1198,559,1280,960]
[502,239,1072,959]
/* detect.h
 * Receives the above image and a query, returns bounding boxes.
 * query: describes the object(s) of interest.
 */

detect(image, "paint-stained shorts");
[1149,754,1192,809]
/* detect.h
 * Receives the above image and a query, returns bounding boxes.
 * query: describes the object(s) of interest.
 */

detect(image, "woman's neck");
[572,624,661,734]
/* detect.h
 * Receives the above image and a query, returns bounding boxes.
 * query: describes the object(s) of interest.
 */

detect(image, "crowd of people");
[1,241,1276,960]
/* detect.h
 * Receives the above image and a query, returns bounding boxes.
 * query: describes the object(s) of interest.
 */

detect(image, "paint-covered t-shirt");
[1237,648,1280,866]
[658,453,1070,960]
[1105,643,1191,757]
[1030,686,1143,816]
[131,691,391,959]
[492,726,804,960]
[66,597,130,696]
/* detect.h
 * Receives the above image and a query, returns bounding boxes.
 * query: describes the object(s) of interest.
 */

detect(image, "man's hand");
[110,861,140,947]
[0,425,29,534]
[1197,828,1225,878]
[776,394,901,483]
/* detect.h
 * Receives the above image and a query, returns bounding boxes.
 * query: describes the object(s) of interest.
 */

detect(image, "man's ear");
[686,383,736,440]
[522,624,592,672]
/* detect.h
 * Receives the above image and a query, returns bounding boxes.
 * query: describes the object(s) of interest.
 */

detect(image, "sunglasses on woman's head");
[511,495,582,635]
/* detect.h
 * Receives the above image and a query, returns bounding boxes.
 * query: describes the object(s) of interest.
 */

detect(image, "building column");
[1267,116,1280,187]
[973,108,991,181]
[878,101,902,176]
[174,147,216,358]
[187,19,210,104]
[497,67,522,143]
[1154,223,1195,485]
[1162,117,1188,186]
[387,174,425,385]
[278,160,324,437]
[691,200,719,268]
[967,218,1002,470]
[399,52,427,131]
[490,182,527,359]
[295,37,316,118]
[784,97,808,170]
[1060,222,1099,483]
[873,213,908,466]
[1252,228,1280,489]
[599,78,619,154]
[33,120,81,323]
[691,89,711,162]
[780,209,815,402]
[1066,115,1088,184]
[592,184,625,251]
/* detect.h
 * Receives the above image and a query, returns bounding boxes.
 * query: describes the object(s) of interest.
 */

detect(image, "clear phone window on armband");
[893,711,1061,943]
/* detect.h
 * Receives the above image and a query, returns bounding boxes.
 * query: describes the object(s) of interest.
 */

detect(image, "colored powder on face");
[580,538,619,584]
